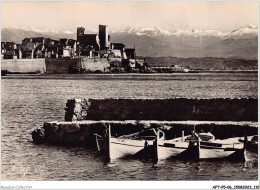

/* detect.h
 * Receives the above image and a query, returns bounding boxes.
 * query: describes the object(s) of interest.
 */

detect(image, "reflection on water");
[1,73,258,180]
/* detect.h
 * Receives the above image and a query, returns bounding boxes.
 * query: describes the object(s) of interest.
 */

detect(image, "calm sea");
[1,72,258,180]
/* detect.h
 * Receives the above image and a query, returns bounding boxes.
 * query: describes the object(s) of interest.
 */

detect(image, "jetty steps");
[31,98,258,145]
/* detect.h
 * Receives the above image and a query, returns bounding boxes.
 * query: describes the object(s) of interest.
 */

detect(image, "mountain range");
[1,25,258,59]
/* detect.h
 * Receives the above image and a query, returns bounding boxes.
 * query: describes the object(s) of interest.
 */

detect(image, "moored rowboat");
[96,125,248,162]
[157,132,215,160]
[179,133,247,161]
[96,125,164,161]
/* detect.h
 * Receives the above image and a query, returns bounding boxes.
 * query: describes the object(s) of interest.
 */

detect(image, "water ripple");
[1,73,258,180]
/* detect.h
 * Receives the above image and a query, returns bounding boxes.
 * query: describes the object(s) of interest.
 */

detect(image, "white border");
[1,181,259,190]
[1,0,259,189]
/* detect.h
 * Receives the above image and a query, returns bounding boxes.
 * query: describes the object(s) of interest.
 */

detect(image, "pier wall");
[32,98,258,144]
[1,59,45,73]
[32,120,258,145]
[65,98,258,122]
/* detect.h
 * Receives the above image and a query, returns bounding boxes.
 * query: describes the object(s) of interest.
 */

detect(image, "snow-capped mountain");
[123,27,173,36]
[228,25,258,39]
[6,24,258,39]
[21,26,61,34]
[1,25,258,59]
[110,25,258,59]
[123,25,258,39]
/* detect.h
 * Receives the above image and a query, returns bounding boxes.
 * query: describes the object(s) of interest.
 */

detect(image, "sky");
[1,1,258,32]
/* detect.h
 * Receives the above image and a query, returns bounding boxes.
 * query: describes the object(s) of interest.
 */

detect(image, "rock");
[31,128,45,144]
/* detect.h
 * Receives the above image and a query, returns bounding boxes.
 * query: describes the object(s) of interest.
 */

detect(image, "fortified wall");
[81,57,111,72]
[1,59,45,73]
[2,58,113,73]
[45,58,81,73]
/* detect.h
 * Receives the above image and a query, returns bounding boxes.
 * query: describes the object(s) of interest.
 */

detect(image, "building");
[32,37,44,46]
[125,48,136,59]
[58,38,77,58]
[1,42,21,59]
[34,44,45,58]
[1,24,139,73]
[22,42,35,59]
[22,38,31,45]
[77,27,85,41]
[99,25,109,50]
[7,37,77,59]
[111,43,127,59]
[45,45,58,58]
[111,43,125,51]
[77,25,112,56]
[77,27,100,52]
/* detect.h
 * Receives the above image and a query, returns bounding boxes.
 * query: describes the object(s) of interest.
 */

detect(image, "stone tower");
[77,27,85,41]
[99,25,108,50]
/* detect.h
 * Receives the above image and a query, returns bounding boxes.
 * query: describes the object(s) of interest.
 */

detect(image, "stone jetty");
[31,98,258,145]
[64,98,257,121]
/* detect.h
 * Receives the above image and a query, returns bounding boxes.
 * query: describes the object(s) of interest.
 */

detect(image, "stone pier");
[31,120,258,145]
[31,98,258,145]
[64,98,257,121]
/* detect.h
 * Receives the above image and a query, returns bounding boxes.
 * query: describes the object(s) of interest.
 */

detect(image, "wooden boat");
[179,132,247,161]
[96,125,247,162]
[97,126,218,161]
[96,125,165,161]
[157,132,215,160]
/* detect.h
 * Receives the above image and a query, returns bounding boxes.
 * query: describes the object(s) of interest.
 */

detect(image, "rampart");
[81,57,110,72]
[45,58,81,73]
[1,57,112,74]
[1,59,45,73]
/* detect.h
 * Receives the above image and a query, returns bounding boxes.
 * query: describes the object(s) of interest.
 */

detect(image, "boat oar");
[93,133,102,152]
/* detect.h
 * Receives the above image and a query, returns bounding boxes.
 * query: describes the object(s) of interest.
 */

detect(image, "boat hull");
[199,146,244,160]
[157,141,189,160]
[183,140,246,161]
[109,138,150,160]
[99,137,158,160]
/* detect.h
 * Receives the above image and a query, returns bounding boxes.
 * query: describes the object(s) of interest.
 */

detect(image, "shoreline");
[1,70,258,80]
